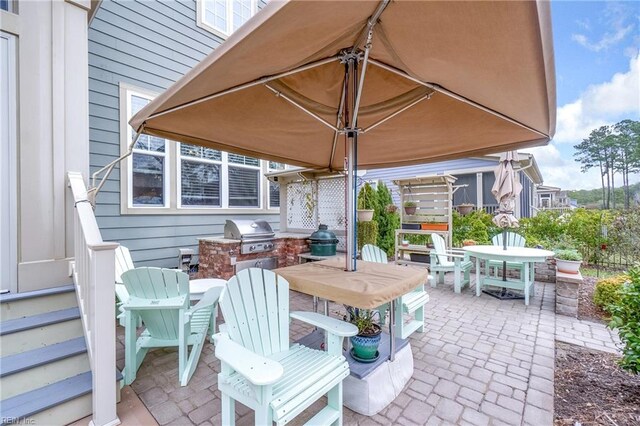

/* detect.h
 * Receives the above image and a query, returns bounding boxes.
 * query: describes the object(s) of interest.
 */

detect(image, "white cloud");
[572,24,633,52]
[553,53,640,145]
[571,2,636,52]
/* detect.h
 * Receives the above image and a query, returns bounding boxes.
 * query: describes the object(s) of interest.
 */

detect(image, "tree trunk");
[599,160,606,209]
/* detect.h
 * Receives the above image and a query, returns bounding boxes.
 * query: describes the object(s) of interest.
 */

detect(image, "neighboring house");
[536,184,576,209]
[89,0,278,269]
[362,153,544,219]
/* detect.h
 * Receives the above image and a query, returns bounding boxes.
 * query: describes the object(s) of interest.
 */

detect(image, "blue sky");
[529,0,640,190]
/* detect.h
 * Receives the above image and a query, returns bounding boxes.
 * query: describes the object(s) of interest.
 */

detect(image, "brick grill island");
[197,233,311,280]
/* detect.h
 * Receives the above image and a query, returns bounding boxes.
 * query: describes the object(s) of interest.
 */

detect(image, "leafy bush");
[357,220,378,251]
[357,183,376,210]
[594,274,630,312]
[554,249,583,261]
[373,182,400,256]
[452,210,498,247]
[608,208,640,264]
[608,266,640,374]
[519,210,567,248]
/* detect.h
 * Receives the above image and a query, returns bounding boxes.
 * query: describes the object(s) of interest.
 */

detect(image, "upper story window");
[128,93,169,207]
[198,0,258,38]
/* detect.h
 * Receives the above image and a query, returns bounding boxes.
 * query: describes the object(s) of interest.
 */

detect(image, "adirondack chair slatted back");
[220,268,290,357]
[361,244,388,264]
[430,233,451,266]
[491,232,526,248]
[115,246,135,284]
[122,268,189,340]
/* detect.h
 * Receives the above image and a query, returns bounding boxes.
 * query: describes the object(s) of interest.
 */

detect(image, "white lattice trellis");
[286,180,318,230]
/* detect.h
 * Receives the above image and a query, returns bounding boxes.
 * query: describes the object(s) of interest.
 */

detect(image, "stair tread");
[0,285,75,304]
[0,371,93,421]
[0,307,80,336]
[0,337,87,377]
[0,370,124,422]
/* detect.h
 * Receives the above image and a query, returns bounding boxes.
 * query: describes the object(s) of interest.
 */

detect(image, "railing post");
[89,243,120,426]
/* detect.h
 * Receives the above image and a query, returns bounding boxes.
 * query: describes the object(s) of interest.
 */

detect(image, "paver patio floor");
[115,275,615,426]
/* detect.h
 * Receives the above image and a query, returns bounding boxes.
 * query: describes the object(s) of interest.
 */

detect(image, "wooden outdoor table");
[275,258,428,361]
[463,245,554,305]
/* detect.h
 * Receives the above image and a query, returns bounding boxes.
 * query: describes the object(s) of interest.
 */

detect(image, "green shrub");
[357,183,376,210]
[594,274,630,312]
[452,210,497,247]
[373,182,400,256]
[608,266,640,374]
[357,220,378,251]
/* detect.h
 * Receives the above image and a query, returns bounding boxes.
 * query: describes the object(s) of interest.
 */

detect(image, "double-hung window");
[228,153,261,207]
[198,0,257,38]
[179,144,223,207]
[268,161,285,208]
[128,93,168,207]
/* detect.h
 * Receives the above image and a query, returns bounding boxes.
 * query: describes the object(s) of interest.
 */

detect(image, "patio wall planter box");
[421,223,448,231]
[401,223,421,230]
[409,253,430,263]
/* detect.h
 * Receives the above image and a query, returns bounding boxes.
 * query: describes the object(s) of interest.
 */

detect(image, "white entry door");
[1,32,17,293]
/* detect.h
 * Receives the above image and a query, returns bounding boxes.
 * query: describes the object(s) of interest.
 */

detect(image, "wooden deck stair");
[0,285,121,425]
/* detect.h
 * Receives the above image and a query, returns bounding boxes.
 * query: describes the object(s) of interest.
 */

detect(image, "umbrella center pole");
[343,53,360,272]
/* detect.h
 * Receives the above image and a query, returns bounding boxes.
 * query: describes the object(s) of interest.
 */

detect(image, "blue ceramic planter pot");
[350,326,382,360]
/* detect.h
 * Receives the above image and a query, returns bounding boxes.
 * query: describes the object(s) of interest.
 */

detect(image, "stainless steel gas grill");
[224,219,276,254]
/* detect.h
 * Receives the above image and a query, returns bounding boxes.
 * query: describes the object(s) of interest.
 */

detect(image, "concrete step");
[0,308,83,356]
[0,285,77,321]
[0,337,90,399]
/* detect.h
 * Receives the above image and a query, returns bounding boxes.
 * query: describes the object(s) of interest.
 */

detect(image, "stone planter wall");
[555,271,583,317]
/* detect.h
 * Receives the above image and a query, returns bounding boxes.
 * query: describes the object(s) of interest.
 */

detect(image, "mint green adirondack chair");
[114,246,135,325]
[121,267,221,386]
[215,268,357,426]
[488,232,527,278]
[361,244,430,339]
[429,233,472,293]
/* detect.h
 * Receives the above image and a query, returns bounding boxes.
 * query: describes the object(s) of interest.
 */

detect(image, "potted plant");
[457,203,475,216]
[344,306,382,362]
[357,183,376,222]
[554,249,583,274]
[403,200,417,215]
[462,239,477,247]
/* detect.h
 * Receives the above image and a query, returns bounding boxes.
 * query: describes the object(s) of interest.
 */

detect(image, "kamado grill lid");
[309,224,338,243]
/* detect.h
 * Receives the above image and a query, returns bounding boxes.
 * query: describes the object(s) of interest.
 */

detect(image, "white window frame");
[197,0,258,39]
[120,84,171,212]
[177,144,224,209]
[226,152,263,209]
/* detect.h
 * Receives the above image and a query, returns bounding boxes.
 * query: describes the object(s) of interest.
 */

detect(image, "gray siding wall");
[363,159,497,205]
[89,0,277,267]
[519,173,533,218]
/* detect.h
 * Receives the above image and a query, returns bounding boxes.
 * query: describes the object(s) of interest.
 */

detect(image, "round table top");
[462,245,554,261]
[190,278,227,294]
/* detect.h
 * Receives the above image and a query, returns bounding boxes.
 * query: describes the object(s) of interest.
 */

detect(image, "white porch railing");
[67,171,120,426]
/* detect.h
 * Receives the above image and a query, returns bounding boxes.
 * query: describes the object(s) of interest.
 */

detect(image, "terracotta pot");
[462,241,476,247]
[421,223,448,231]
[404,206,417,215]
[357,209,374,222]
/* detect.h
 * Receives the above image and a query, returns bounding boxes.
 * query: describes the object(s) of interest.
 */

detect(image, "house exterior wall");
[1,0,91,292]
[89,0,277,268]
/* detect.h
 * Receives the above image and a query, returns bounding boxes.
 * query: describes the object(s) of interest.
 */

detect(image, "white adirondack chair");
[361,244,430,339]
[488,232,527,278]
[215,268,357,426]
[114,246,135,325]
[121,267,221,386]
[429,233,472,293]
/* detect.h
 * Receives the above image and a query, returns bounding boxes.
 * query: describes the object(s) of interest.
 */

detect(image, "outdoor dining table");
[275,257,429,361]
[462,245,554,306]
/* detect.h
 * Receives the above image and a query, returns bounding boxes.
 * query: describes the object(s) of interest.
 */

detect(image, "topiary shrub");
[357,220,378,251]
[594,274,630,313]
[373,182,401,256]
[608,266,640,374]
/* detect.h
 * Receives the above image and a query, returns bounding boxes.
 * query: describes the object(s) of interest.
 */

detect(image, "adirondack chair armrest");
[290,311,358,337]
[123,295,187,311]
[188,287,223,317]
[213,333,284,386]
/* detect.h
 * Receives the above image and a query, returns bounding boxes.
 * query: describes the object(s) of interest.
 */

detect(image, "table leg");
[475,257,481,296]
[524,262,530,306]
[323,299,329,316]
[389,299,396,362]
[313,296,318,313]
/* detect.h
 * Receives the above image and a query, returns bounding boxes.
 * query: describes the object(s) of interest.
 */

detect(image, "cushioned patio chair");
[488,232,526,278]
[361,244,430,339]
[215,268,357,426]
[121,267,220,386]
[429,233,472,293]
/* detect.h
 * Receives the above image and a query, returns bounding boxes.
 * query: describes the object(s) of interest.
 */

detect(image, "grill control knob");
[249,245,256,251]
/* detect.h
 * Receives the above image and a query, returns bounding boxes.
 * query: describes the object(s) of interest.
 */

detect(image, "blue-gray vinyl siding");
[89,0,276,267]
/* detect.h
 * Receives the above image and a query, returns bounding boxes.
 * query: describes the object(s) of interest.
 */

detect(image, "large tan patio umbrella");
[111,0,556,270]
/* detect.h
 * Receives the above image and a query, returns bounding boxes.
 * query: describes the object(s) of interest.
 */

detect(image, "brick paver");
[116,273,619,425]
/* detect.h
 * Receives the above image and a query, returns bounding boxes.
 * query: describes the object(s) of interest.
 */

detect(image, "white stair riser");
[1,353,90,399]
[29,392,93,426]
[0,319,83,356]
[1,292,78,321]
